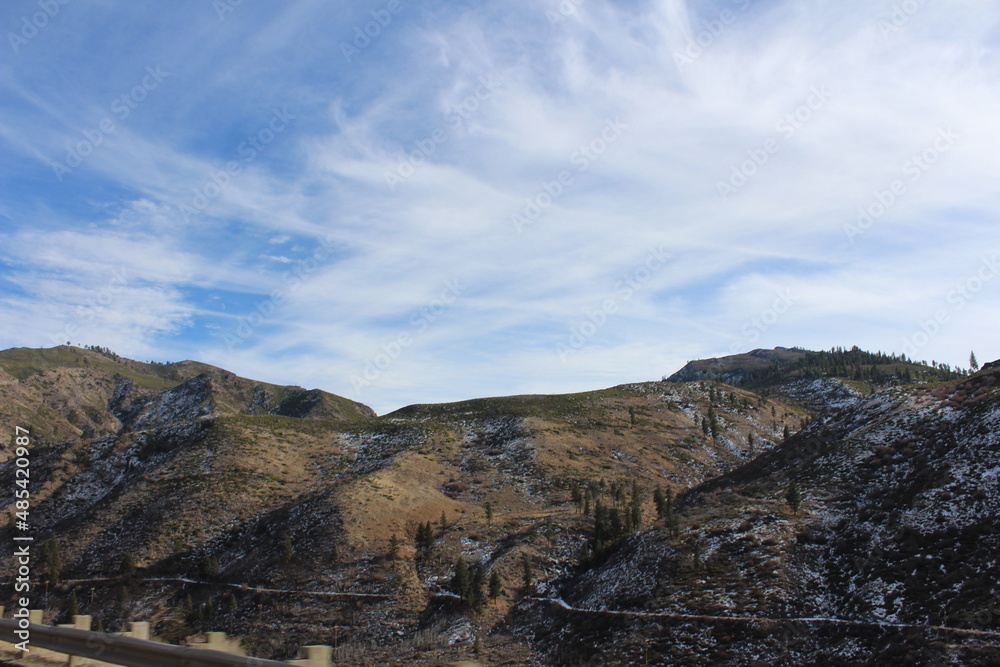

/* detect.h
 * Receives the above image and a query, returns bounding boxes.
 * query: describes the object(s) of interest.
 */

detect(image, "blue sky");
[1,0,998,414]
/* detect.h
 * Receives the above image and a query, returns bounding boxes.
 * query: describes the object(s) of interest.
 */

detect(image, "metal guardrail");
[0,619,291,667]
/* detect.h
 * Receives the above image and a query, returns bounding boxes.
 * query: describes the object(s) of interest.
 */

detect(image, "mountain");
[667,345,969,413]
[0,345,374,442]
[0,345,995,665]
[526,358,1000,665]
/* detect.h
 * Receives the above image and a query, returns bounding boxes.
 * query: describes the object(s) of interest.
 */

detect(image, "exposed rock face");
[666,348,805,384]
[109,374,214,432]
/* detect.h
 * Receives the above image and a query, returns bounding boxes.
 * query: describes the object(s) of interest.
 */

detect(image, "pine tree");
[578,542,593,567]
[42,537,62,583]
[653,487,666,519]
[469,563,485,611]
[665,505,680,539]
[783,424,791,442]
[416,521,436,550]
[116,586,128,616]
[609,508,623,538]
[452,557,470,599]
[629,482,642,530]
[521,555,533,590]
[662,487,680,539]
[785,481,802,514]
[484,502,493,526]
[688,535,703,571]
[200,556,219,580]
[440,510,448,529]
[488,570,503,601]
[387,534,400,561]
[121,553,137,578]
[970,351,979,372]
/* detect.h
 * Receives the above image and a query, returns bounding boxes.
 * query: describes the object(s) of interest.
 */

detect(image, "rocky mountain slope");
[0,345,995,665]
[531,361,1000,665]
[667,346,968,414]
[0,346,374,442]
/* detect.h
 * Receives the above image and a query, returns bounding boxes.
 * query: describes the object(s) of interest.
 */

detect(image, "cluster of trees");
[700,406,720,441]
[570,478,641,520]
[450,557,504,612]
[734,346,971,388]
[653,486,681,537]
[415,521,437,550]
[572,479,646,565]
[697,385,766,441]
[175,591,237,629]
[706,385,753,410]
[83,344,121,361]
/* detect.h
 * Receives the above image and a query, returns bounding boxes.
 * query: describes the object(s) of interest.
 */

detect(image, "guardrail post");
[207,632,228,651]
[288,644,332,667]
[66,616,93,666]
[24,611,44,657]
[130,621,150,641]
[187,630,247,656]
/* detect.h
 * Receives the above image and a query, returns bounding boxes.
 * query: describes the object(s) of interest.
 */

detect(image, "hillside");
[667,346,968,413]
[0,346,805,663]
[528,361,1000,664]
[0,345,995,665]
[0,345,374,442]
